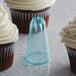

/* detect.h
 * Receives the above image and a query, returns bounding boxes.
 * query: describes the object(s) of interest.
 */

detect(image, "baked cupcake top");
[5,0,56,10]
[60,17,76,49]
[0,7,18,44]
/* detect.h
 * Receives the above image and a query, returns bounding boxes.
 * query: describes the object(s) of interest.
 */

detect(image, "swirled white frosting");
[60,17,76,49]
[5,0,56,10]
[0,7,18,44]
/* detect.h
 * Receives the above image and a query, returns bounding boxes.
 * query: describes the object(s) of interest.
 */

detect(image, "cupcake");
[5,0,56,34]
[60,17,76,73]
[0,6,18,72]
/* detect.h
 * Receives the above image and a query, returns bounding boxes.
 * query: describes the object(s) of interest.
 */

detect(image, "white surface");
[0,0,76,76]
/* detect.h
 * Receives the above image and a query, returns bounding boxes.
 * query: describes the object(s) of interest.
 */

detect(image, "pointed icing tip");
[30,15,46,34]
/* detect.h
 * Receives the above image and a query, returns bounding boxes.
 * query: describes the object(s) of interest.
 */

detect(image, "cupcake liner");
[66,46,76,73]
[0,44,14,72]
[10,7,51,34]
[66,46,76,57]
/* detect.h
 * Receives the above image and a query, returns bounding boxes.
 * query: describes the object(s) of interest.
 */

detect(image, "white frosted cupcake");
[60,17,76,73]
[5,0,56,34]
[0,6,18,72]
